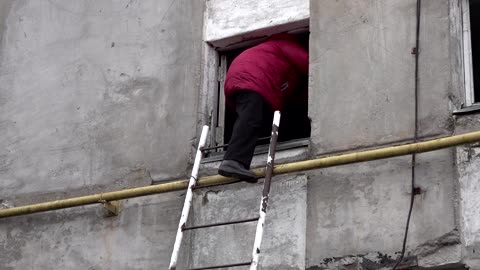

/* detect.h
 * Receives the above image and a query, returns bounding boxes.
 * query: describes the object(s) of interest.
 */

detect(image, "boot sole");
[218,167,258,183]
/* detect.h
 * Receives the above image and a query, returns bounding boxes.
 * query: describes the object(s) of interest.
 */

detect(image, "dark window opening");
[471,0,480,102]
[223,32,311,149]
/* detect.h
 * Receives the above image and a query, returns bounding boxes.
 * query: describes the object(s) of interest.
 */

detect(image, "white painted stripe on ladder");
[169,125,209,270]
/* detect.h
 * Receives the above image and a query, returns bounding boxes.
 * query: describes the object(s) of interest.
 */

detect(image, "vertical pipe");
[169,126,209,270]
[250,111,280,270]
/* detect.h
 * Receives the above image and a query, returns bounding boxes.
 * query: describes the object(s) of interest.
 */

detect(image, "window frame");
[201,26,311,160]
[462,0,476,107]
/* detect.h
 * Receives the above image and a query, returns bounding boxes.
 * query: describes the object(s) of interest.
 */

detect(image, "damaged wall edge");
[307,230,464,270]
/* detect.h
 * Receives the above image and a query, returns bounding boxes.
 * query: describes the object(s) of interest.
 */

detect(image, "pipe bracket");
[102,200,121,217]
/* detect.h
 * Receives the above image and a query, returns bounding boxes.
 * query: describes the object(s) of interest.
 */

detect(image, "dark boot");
[219,160,258,183]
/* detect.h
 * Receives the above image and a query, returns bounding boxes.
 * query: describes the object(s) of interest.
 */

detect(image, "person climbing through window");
[218,33,309,182]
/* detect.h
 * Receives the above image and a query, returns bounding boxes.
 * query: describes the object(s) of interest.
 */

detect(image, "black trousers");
[224,91,272,169]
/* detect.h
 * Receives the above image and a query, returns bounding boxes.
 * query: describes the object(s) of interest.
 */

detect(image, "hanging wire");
[392,0,421,269]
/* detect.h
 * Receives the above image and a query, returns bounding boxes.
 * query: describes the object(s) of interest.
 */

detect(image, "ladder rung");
[192,179,244,190]
[182,217,259,231]
[187,261,251,270]
[201,136,271,152]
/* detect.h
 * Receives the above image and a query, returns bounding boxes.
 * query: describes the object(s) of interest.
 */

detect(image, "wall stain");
[307,252,399,270]
[202,190,221,206]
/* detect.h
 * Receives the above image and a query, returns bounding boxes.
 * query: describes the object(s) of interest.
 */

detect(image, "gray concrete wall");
[0,0,204,202]
[307,0,462,269]
[454,117,480,270]
[305,150,458,269]
[0,191,187,270]
[0,0,203,269]
[309,0,454,156]
[189,175,307,269]
[1,0,478,270]
[309,0,415,154]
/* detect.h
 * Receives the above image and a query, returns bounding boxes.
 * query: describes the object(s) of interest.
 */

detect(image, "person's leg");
[224,91,266,168]
[219,91,269,181]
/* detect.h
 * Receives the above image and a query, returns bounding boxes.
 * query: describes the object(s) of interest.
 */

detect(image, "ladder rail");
[250,111,281,270]
[170,112,280,270]
[169,125,209,270]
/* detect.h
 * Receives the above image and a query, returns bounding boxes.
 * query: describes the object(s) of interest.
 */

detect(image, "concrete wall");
[189,175,307,269]
[309,0,453,155]
[306,150,459,269]
[0,0,203,269]
[1,0,479,270]
[0,191,187,269]
[0,0,204,202]
[454,117,480,270]
[307,0,463,268]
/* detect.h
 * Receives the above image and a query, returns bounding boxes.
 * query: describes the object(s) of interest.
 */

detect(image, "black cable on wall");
[392,0,421,269]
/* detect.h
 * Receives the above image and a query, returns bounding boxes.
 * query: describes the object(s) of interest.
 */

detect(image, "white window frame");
[462,0,476,106]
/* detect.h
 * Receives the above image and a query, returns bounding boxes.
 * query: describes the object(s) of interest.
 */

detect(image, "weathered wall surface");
[188,175,307,269]
[0,1,204,268]
[308,0,462,269]
[204,0,309,47]
[454,117,480,269]
[0,0,204,202]
[306,150,458,269]
[309,0,453,155]
[309,0,415,154]
[1,0,478,270]
[0,191,187,269]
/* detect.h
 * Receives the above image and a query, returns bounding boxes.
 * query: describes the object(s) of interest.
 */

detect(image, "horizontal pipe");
[1,131,480,219]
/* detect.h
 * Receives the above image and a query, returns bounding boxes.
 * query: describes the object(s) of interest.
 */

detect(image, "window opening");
[463,0,480,106]
[470,0,480,103]
[219,32,311,153]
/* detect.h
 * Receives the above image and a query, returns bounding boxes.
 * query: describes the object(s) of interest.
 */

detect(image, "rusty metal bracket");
[101,200,121,217]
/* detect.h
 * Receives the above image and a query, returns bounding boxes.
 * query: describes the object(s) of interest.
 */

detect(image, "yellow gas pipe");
[1,131,479,219]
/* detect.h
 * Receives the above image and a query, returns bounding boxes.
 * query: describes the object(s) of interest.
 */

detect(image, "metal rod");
[201,136,271,151]
[169,125,209,270]
[250,111,280,270]
[192,179,243,190]
[182,217,259,231]
[2,130,480,219]
[187,261,252,270]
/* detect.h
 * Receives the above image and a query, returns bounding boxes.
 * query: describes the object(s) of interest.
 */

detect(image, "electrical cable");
[392,0,421,269]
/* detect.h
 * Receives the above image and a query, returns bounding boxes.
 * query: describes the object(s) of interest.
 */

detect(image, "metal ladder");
[168,111,281,270]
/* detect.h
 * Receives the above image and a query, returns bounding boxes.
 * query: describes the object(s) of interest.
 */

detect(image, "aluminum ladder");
[168,111,281,270]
